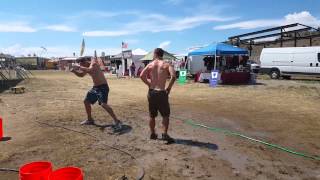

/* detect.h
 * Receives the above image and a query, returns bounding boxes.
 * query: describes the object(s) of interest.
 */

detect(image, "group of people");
[129,62,145,78]
[71,48,176,143]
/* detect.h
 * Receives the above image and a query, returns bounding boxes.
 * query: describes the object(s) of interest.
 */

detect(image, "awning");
[188,43,248,56]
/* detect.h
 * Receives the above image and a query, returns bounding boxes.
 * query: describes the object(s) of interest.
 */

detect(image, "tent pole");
[214,54,217,70]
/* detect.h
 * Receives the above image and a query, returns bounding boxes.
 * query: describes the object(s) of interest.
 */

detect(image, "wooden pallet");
[11,86,25,94]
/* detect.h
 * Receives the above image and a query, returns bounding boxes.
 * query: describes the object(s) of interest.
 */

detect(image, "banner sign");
[209,70,219,87]
[178,69,187,84]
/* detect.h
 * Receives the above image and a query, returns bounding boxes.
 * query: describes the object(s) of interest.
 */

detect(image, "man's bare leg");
[149,117,157,139]
[101,103,120,123]
[149,117,156,134]
[162,117,174,143]
[162,117,169,134]
[82,100,94,125]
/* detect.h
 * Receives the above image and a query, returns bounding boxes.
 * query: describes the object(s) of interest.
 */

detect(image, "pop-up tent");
[140,50,177,61]
[188,42,248,56]
[188,43,248,69]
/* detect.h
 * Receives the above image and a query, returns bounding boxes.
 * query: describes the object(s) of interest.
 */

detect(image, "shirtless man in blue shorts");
[71,56,122,130]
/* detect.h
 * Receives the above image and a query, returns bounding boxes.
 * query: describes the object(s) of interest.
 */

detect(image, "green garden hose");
[185,119,320,161]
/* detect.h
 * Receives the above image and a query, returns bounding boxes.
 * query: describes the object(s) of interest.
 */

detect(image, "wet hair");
[76,56,91,63]
[154,48,164,58]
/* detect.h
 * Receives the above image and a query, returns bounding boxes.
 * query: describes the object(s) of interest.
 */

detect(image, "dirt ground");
[1,71,320,180]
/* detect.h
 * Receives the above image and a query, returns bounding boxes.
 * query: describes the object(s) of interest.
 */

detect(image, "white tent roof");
[60,57,77,61]
[132,48,148,55]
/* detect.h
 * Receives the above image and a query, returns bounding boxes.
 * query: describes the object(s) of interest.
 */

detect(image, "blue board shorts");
[85,84,109,105]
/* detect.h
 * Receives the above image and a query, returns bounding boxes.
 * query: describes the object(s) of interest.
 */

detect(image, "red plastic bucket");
[49,167,83,180]
[0,117,3,140]
[19,161,53,180]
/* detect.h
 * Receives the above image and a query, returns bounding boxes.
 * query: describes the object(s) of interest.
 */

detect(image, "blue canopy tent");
[188,43,248,70]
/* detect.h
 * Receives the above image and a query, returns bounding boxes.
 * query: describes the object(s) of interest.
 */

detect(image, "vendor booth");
[188,43,250,84]
[106,49,147,77]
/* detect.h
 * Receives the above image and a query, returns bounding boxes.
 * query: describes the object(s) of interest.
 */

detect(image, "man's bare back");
[147,59,171,90]
[141,59,176,92]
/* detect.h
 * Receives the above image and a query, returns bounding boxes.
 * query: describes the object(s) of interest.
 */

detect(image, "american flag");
[122,41,128,49]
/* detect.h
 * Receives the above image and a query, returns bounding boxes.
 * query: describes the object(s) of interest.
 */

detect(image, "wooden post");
[294,32,297,47]
[280,28,283,47]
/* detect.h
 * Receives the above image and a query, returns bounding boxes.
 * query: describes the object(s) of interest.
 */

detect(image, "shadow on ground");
[0,79,23,93]
[95,123,132,135]
[174,138,218,151]
[0,137,12,142]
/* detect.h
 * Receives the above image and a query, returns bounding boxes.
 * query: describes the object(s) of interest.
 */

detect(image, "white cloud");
[0,44,75,57]
[44,25,76,32]
[83,13,235,37]
[0,22,36,32]
[83,30,132,37]
[158,41,171,49]
[0,44,124,57]
[284,11,320,27]
[132,48,148,55]
[214,20,282,30]
[66,10,139,20]
[0,21,76,33]
[124,39,139,45]
[214,11,320,30]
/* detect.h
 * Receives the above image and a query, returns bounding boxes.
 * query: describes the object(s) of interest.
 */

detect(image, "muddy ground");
[0,71,320,180]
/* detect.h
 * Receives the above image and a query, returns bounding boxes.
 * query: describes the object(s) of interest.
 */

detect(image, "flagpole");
[121,42,124,76]
[214,54,217,70]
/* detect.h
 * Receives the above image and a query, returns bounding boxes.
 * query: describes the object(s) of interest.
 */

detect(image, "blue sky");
[0,0,319,57]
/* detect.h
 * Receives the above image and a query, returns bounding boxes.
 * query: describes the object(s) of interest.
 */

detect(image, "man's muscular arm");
[78,63,96,73]
[166,64,176,94]
[140,65,151,88]
[71,69,87,77]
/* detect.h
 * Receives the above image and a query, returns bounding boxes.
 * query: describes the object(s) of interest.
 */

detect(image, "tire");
[270,70,280,79]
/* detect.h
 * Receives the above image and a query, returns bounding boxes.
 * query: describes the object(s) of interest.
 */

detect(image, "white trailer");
[187,55,207,76]
[260,47,320,79]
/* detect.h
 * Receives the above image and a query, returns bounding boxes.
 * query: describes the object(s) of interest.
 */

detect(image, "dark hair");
[76,56,91,63]
[154,48,164,58]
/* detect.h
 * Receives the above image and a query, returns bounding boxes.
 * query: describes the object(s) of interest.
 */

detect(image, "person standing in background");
[130,62,136,78]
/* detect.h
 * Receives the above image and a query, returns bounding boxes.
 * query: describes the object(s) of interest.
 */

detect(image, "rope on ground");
[34,120,145,180]
[0,168,19,173]
[120,104,320,161]
[185,120,320,161]
[48,99,320,161]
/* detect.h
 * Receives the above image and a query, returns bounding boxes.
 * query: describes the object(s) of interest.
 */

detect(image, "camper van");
[260,47,320,79]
